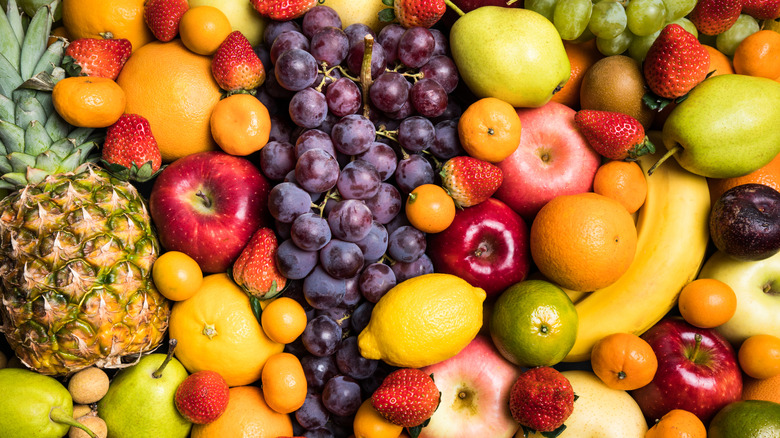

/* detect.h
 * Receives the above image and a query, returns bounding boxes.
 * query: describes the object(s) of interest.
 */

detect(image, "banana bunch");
[563,134,712,363]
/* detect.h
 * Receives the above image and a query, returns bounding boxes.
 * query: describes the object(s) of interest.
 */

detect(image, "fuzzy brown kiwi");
[68,367,110,404]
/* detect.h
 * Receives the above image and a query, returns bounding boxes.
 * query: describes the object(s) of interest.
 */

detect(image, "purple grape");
[317,112,340,136]
[346,39,386,78]
[384,95,416,120]
[319,239,364,279]
[342,274,362,307]
[419,55,459,93]
[322,375,362,417]
[325,77,362,117]
[316,305,350,328]
[392,253,434,283]
[253,44,272,72]
[302,314,343,356]
[295,392,330,430]
[260,140,295,180]
[276,238,319,279]
[359,262,396,303]
[290,88,328,129]
[269,114,294,143]
[285,169,323,203]
[291,212,332,251]
[264,20,302,49]
[301,355,339,390]
[295,129,336,158]
[344,23,376,47]
[410,78,447,118]
[350,301,374,333]
[398,26,435,68]
[303,428,334,438]
[254,85,279,116]
[270,30,310,65]
[310,26,350,66]
[331,114,376,156]
[268,182,313,223]
[303,266,347,310]
[385,210,412,236]
[302,5,342,38]
[327,199,374,242]
[377,23,405,66]
[265,68,296,99]
[336,336,379,379]
[394,153,434,193]
[369,71,410,113]
[431,119,465,159]
[430,28,449,56]
[387,225,426,263]
[296,148,340,193]
[336,160,381,200]
[364,182,402,224]
[432,99,463,124]
[356,142,397,181]
[398,116,435,152]
[275,49,318,91]
[354,221,388,263]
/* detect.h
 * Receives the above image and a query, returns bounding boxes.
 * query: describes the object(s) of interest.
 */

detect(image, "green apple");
[188,0,268,47]
[697,250,780,345]
[319,0,387,32]
[449,6,570,108]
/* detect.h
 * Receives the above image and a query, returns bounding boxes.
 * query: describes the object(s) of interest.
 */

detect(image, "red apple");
[419,334,520,438]
[427,198,531,297]
[493,100,600,221]
[630,317,742,425]
[149,151,271,273]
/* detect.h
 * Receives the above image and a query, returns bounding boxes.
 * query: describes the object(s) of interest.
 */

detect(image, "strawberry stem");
[646,144,681,176]
[444,0,466,16]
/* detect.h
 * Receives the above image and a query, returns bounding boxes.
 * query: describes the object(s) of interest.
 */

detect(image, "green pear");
[97,341,191,438]
[449,6,570,108]
[0,368,96,438]
[657,74,780,178]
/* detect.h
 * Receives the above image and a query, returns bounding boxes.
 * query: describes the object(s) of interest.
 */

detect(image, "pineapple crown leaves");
[98,159,165,183]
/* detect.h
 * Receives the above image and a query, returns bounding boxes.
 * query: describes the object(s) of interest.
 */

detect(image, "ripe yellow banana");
[562,136,711,363]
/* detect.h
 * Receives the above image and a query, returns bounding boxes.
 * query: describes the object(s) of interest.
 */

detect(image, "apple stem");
[195,190,211,209]
[690,333,703,363]
[444,0,466,16]
[646,145,681,176]
[49,406,97,438]
[152,338,177,379]
[360,35,375,119]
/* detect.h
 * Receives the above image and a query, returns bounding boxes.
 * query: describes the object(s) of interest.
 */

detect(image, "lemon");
[489,279,578,367]
[357,273,486,368]
[708,400,780,438]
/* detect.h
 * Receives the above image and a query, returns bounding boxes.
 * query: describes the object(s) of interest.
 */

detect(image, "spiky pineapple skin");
[0,164,170,376]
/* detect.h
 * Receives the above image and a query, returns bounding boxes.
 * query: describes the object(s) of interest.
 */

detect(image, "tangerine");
[551,39,603,109]
[739,334,780,380]
[353,398,404,438]
[703,44,735,77]
[260,352,307,414]
[152,251,204,301]
[62,0,154,52]
[405,184,456,234]
[733,30,780,79]
[52,76,126,128]
[210,94,271,156]
[707,148,780,205]
[645,409,707,438]
[179,6,233,56]
[593,160,648,214]
[260,297,307,345]
[457,97,522,163]
[678,278,737,329]
[742,373,780,403]
[590,332,658,391]
[191,386,293,438]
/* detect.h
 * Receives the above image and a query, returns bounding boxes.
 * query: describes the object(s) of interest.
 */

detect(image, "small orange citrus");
[738,334,780,380]
[551,39,603,109]
[52,76,126,128]
[591,332,658,391]
[191,385,293,438]
[260,297,307,345]
[405,184,456,234]
[62,0,154,52]
[708,151,780,205]
[210,94,271,156]
[179,6,233,56]
[593,160,648,214]
[742,373,780,403]
[457,97,522,163]
[152,251,203,301]
[678,278,737,329]
[733,30,780,79]
[260,352,307,414]
[353,399,404,438]
[645,409,707,438]
[703,44,735,77]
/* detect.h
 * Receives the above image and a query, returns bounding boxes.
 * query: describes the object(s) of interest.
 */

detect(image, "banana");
[562,134,711,363]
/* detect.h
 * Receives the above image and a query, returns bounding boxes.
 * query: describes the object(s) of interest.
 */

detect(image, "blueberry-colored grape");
[295,392,330,430]
[276,238,319,279]
[301,355,339,390]
[410,78,448,118]
[326,77,362,117]
[369,71,410,113]
[260,140,296,180]
[296,148,340,193]
[377,23,405,65]
[392,253,434,283]
[346,39,386,78]
[419,55,459,93]
[295,128,336,158]
[268,182,313,223]
[331,114,376,156]
[354,221,388,263]
[264,20,302,49]
[431,119,465,159]
[350,301,374,333]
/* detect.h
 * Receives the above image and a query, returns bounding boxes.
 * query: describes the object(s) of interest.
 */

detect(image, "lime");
[708,400,780,438]
[489,279,578,367]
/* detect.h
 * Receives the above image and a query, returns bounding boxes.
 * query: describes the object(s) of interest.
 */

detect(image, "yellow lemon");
[357,273,486,368]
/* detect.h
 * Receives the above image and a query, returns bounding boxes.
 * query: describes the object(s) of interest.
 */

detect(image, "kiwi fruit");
[580,55,656,129]
[69,414,108,438]
[72,404,93,419]
[68,367,110,404]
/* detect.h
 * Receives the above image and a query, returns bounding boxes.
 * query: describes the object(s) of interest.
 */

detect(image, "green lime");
[489,279,578,367]
[708,400,780,438]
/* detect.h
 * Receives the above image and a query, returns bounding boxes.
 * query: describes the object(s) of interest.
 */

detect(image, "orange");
[152,251,204,301]
[742,373,780,403]
[677,278,737,329]
[179,6,233,56]
[529,192,638,292]
[116,40,222,163]
[733,30,780,79]
[260,352,307,414]
[48,26,69,47]
[191,385,293,438]
[210,94,272,156]
[353,399,404,438]
[457,97,522,163]
[405,184,456,234]
[739,334,780,380]
[62,0,154,52]
[593,160,648,214]
[591,332,658,391]
[551,39,603,109]
[52,76,126,128]
[168,273,284,387]
[260,297,307,344]
[645,409,707,438]
[703,45,735,77]
[707,147,780,205]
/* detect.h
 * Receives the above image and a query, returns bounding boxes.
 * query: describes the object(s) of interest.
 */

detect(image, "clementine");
[62,0,154,52]
[191,386,293,438]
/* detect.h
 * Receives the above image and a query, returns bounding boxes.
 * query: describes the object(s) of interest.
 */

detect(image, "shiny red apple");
[427,198,531,297]
[630,317,742,425]
[149,151,271,273]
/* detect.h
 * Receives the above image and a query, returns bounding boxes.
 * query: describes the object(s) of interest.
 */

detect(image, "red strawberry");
[63,38,132,80]
[230,227,287,299]
[643,24,711,101]
[250,0,317,20]
[174,370,230,424]
[101,114,163,182]
[689,0,743,35]
[574,110,655,161]
[509,367,576,435]
[371,368,440,428]
[211,31,266,93]
[742,0,780,20]
[381,0,446,28]
[439,156,503,208]
[144,0,189,42]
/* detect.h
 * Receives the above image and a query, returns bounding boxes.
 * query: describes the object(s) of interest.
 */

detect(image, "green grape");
[661,0,697,22]
[589,0,628,39]
[672,17,698,39]
[526,0,559,22]
[596,27,635,55]
[626,0,667,36]
[716,14,760,56]
[572,26,597,43]
[554,0,594,40]
[629,30,660,62]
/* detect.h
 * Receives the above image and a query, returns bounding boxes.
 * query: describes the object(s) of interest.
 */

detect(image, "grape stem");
[375,126,399,142]
[360,35,375,119]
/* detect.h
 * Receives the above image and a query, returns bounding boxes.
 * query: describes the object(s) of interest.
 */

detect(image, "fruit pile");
[1,0,780,437]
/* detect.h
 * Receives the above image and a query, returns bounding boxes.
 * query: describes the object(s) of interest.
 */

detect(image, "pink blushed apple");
[494,100,600,221]
[419,334,521,438]
[149,151,271,273]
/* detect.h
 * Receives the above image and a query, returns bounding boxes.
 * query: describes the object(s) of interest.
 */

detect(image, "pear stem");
[444,0,466,17]
[647,144,682,176]
[49,406,97,438]
[152,338,177,379]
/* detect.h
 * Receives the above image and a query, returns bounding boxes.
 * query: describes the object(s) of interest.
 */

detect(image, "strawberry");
[689,0,743,35]
[144,0,189,42]
[230,227,287,299]
[439,156,503,208]
[509,367,576,436]
[250,0,317,20]
[63,38,132,80]
[379,0,446,28]
[371,368,440,429]
[573,110,655,161]
[174,370,230,424]
[643,24,710,101]
[742,0,780,20]
[211,31,266,94]
[101,114,163,182]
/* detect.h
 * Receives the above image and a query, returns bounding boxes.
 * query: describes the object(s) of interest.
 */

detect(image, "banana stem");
[50,406,96,438]
[647,144,682,176]
[444,0,466,17]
